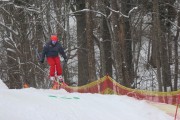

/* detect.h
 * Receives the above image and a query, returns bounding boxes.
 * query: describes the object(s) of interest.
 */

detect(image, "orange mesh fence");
[63,76,180,105]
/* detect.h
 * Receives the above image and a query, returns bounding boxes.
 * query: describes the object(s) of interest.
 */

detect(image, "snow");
[6,48,16,53]
[0,0,9,2]
[0,81,173,120]
[0,79,8,89]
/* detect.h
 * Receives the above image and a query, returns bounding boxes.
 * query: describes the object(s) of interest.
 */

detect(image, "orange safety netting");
[62,75,180,105]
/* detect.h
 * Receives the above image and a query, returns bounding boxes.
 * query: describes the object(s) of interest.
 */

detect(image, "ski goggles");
[52,41,57,45]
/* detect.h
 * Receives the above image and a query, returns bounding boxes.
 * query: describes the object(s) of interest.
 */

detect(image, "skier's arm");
[59,45,67,61]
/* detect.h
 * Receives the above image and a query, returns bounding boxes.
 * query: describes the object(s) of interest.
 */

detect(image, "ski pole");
[35,48,41,61]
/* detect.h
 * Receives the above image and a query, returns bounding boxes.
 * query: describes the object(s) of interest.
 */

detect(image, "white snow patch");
[0,88,173,120]
[0,79,8,89]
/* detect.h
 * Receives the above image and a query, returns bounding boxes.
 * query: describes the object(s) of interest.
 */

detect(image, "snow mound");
[0,88,173,120]
[0,79,8,89]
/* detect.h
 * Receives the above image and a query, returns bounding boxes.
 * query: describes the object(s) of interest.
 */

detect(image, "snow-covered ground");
[0,80,173,120]
[0,79,8,89]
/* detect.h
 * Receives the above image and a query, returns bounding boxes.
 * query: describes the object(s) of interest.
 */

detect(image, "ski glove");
[39,59,44,63]
[64,59,68,63]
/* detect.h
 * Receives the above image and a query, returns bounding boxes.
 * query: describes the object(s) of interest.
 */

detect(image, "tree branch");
[0,22,19,36]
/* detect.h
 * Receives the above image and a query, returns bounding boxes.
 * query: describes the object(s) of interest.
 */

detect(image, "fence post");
[174,94,180,120]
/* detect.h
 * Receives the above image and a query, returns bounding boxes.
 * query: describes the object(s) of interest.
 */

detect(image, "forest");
[0,0,179,92]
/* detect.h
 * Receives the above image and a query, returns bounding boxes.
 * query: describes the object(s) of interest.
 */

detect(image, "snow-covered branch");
[4,38,22,55]
[12,0,51,14]
[13,5,40,13]
[0,22,18,36]
[50,14,66,32]
[69,9,107,18]
[128,7,138,17]
[165,18,180,29]
[107,6,138,18]
[6,48,16,53]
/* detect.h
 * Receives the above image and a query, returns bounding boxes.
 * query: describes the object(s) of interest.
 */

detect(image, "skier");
[39,35,67,83]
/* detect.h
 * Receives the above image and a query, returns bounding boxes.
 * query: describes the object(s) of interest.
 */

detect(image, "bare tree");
[152,0,163,91]
[0,0,180,91]
[100,0,112,77]
[110,0,123,84]
[174,11,180,90]
[86,0,96,82]
[76,0,89,86]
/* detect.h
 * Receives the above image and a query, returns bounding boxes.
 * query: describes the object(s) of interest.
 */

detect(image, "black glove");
[39,59,44,63]
[64,59,68,63]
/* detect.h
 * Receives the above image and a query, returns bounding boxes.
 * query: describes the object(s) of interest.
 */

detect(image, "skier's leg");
[55,56,62,76]
[47,57,56,77]
[47,57,59,89]
[55,56,63,82]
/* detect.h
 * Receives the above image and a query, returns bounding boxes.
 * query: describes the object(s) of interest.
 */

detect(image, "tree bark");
[110,0,123,83]
[76,0,89,86]
[101,0,112,77]
[174,11,180,91]
[121,0,133,87]
[152,0,163,91]
[86,0,96,82]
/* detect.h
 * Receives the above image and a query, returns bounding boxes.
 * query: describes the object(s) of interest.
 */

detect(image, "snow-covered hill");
[0,83,173,120]
[0,79,8,89]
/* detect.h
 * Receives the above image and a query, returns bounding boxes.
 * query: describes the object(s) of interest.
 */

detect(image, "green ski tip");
[48,95,80,99]
[60,97,72,99]
[49,95,58,98]
[73,97,80,99]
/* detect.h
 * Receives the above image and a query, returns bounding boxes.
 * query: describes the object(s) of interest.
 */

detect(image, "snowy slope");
[0,86,173,120]
[0,79,8,89]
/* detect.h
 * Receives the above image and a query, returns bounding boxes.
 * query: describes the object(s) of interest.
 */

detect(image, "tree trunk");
[76,0,89,86]
[110,0,123,83]
[174,11,180,91]
[152,0,162,91]
[2,4,20,88]
[101,0,112,77]
[86,0,96,82]
[121,0,133,87]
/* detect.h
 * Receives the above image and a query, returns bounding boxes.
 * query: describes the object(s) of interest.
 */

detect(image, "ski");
[51,76,67,90]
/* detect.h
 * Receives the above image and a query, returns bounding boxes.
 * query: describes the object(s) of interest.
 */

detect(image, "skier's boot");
[49,76,57,89]
[57,75,64,83]
[57,75,68,88]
